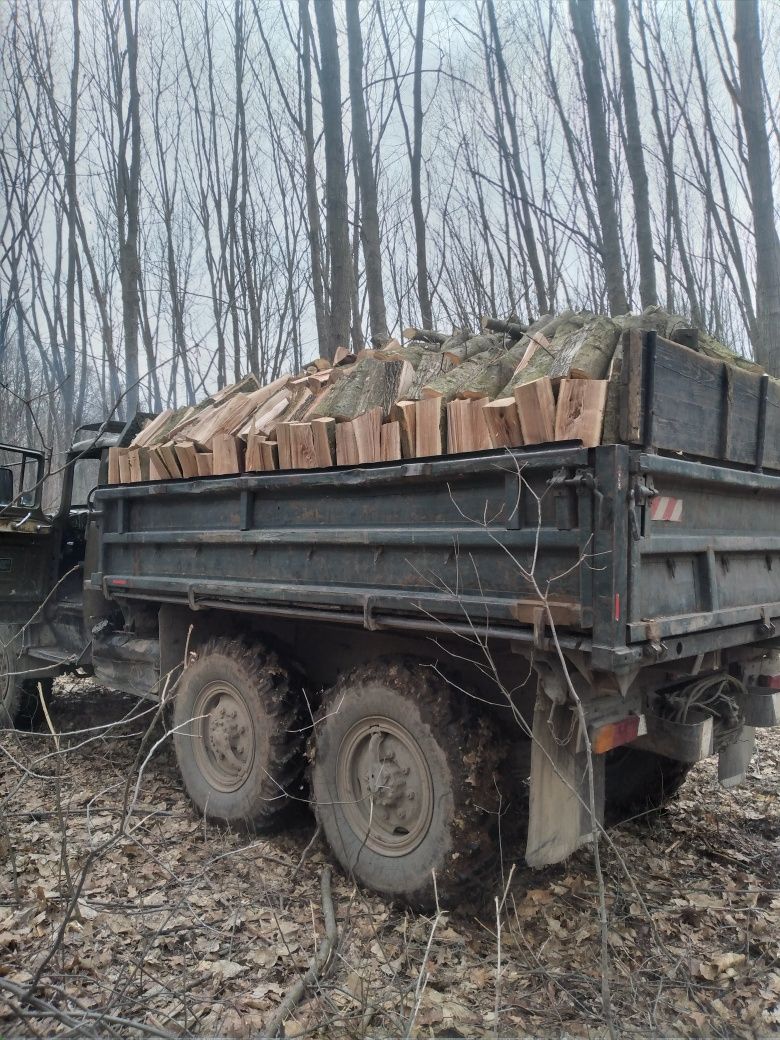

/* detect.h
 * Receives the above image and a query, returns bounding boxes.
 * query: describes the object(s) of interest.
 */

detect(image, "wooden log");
[482,397,524,449]
[312,357,331,372]
[380,421,402,461]
[155,442,183,479]
[310,356,412,421]
[499,311,583,396]
[333,346,355,366]
[447,398,491,454]
[402,326,448,344]
[288,422,318,469]
[149,453,169,481]
[132,409,175,448]
[259,441,278,471]
[515,331,551,375]
[415,397,444,456]
[311,417,336,467]
[196,453,213,477]
[174,441,200,479]
[481,316,529,339]
[210,373,260,405]
[277,386,314,425]
[307,371,332,394]
[275,423,293,469]
[127,447,150,483]
[555,379,608,447]
[405,350,454,400]
[421,342,506,402]
[245,433,264,472]
[335,421,359,466]
[108,447,122,484]
[352,407,382,463]
[514,377,556,444]
[212,433,243,475]
[390,400,416,458]
[253,392,292,437]
[439,328,471,365]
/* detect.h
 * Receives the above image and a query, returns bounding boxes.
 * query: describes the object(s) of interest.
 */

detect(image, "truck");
[2,330,779,908]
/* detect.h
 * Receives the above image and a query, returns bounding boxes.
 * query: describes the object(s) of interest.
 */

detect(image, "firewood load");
[108,307,764,483]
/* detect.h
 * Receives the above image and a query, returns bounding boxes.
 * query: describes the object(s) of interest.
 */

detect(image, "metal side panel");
[629,454,780,648]
[93,447,600,642]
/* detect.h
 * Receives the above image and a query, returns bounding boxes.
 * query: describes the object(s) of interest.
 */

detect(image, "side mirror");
[0,467,13,504]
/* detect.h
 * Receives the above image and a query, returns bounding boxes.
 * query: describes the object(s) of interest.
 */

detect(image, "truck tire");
[173,638,304,831]
[0,627,50,729]
[604,747,691,826]
[309,657,508,909]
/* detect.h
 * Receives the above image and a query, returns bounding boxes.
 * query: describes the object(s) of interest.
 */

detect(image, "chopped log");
[174,441,200,479]
[132,409,175,448]
[421,342,506,402]
[212,433,243,475]
[402,326,449,344]
[390,400,416,457]
[307,371,332,394]
[288,422,319,469]
[196,453,213,477]
[310,356,412,421]
[311,417,336,467]
[335,421,359,466]
[515,331,551,376]
[482,397,524,449]
[260,441,278,471]
[447,398,491,454]
[550,316,620,380]
[289,374,312,390]
[481,316,529,339]
[276,423,293,469]
[127,447,150,483]
[554,379,608,447]
[155,442,183,479]
[514,377,556,444]
[403,350,453,400]
[210,373,260,405]
[185,392,258,449]
[352,407,382,463]
[415,397,444,456]
[312,357,331,372]
[278,386,314,425]
[333,346,355,366]
[380,421,402,461]
[440,328,471,364]
[149,453,169,481]
[499,311,584,396]
[107,447,122,484]
[254,392,292,437]
[245,433,264,472]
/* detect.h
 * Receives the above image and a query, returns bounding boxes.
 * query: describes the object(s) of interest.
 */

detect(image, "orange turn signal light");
[591,714,644,755]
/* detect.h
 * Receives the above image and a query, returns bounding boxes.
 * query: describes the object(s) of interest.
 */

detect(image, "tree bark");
[120,0,141,414]
[733,0,780,375]
[613,0,656,309]
[314,0,352,360]
[568,0,628,316]
[346,0,389,345]
[411,0,432,329]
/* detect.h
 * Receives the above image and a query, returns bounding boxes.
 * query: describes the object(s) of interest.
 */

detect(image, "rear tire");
[0,626,51,729]
[309,657,510,909]
[605,746,691,826]
[173,638,305,831]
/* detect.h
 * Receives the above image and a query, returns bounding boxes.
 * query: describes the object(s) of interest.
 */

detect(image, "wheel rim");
[192,680,255,792]
[336,715,434,857]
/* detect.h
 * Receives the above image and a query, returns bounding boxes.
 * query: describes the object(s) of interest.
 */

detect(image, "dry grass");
[1,678,778,1037]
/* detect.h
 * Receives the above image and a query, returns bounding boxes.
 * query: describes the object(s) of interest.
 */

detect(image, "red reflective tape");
[650,496,683,522]
[615,592,621,622]
[111,578,129,586]
[758,674,780,689]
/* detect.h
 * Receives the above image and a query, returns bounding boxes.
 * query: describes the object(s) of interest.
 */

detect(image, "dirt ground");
[1,678,778,1038]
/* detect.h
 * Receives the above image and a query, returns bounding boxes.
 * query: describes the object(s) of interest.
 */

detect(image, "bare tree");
[733,0,780,375]
[568,0,628,315]
[346,0,389,345]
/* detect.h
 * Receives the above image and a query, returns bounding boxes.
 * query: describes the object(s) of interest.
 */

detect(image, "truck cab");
[0,419,144,724]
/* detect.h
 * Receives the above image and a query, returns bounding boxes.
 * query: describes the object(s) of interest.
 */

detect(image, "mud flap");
[525,693,605,868]
[718,726,755,789]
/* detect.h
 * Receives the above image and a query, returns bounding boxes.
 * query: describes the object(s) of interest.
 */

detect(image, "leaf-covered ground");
[1,679,778,1037]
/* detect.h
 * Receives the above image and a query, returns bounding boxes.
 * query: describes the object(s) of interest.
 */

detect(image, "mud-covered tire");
[173,637,305,831]
[0,627,50,729]
[309,657,510,909]
[604,746,691,826]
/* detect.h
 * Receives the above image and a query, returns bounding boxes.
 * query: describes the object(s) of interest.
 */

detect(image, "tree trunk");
[568,0,628,316]
[411,0,432,329]
[346,0,389,345]
[314,0,352,360]
[613,0,656,309]
[734,0,780,375]
[120,0,141,414]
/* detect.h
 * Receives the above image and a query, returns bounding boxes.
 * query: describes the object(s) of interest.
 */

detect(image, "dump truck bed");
[92,435,780,676]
